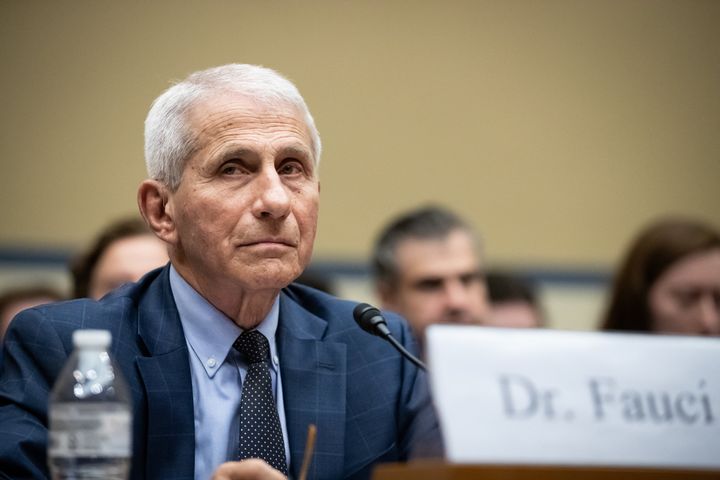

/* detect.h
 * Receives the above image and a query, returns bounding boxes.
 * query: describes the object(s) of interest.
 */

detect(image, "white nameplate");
[425,325,720,469]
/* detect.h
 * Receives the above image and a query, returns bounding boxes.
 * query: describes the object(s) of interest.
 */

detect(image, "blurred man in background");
[485,270,544,328]
[372,205,489,350]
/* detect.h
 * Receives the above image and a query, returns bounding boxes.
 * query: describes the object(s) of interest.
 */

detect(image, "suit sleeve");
[0,308,70,479]
[391,314,445,460]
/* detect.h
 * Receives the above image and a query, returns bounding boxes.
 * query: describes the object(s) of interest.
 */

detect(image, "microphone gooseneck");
[352,303,427,371]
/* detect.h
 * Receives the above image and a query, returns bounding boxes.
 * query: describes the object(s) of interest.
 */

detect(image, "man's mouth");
[239,238,297,248]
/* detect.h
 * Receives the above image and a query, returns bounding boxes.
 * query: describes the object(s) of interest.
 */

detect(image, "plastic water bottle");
[48,329,132,479]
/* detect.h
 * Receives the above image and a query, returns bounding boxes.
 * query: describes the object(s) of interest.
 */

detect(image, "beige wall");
[2,0,719,272]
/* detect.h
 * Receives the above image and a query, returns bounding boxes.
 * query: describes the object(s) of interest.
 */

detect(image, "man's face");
[164,93,319,294]
[486,301,542,329]
[380,229,488,342]
[648,248,720,336]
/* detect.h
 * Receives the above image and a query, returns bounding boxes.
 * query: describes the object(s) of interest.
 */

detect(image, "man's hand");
[211,459,287,480]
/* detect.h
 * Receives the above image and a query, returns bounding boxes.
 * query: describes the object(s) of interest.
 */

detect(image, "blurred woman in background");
[601,217,720,336]
[70,217,168,299]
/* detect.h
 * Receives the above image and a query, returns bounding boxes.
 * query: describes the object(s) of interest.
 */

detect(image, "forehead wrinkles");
[190,99,311,153]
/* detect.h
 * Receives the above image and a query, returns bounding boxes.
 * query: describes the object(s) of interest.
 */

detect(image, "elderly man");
[372,206,489,350]
[0,65,439,480]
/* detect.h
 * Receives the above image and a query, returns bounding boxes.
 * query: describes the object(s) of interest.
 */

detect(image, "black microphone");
[353,303,427,371]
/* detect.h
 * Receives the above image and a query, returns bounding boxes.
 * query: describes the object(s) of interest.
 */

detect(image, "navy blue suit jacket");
[0,266,441,479]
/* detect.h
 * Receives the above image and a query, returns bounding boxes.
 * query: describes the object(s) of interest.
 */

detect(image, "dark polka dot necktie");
[233,330,288,475]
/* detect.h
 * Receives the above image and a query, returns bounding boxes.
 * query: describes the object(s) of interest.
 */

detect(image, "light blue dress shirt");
[169,266,290,480]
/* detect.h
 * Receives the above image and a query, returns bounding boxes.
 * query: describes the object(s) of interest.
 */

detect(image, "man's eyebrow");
[411,277,444,287]
[460,269,484,278]
[278,145,312,159]
[218,147,255,160]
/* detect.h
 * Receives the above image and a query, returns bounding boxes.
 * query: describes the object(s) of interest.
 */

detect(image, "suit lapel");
[278,291,347,480]
[135,267,195,479]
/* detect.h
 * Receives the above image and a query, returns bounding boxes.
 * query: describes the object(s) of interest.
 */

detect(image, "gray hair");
[144,64,322,190]
[372,205,482,288]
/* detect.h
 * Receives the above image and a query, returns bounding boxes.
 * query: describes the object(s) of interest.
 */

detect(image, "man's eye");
[278,160,303,175]
[220,163,244,175]
[460,272,482,286]
[415,279,443,292]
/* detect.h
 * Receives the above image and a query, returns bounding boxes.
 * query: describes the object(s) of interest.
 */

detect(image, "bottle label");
[49,403,131,457]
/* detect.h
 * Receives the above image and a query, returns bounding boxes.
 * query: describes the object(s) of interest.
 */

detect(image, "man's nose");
[444,281,471,310]
[252,169,291,219]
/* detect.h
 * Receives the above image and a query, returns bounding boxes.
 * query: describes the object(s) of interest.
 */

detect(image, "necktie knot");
[233,330,270,365]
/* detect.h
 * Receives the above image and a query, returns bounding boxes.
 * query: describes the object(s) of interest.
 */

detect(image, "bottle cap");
[72,329,112,349]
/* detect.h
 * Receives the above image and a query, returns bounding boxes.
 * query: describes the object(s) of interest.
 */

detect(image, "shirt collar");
[169,265,280,378]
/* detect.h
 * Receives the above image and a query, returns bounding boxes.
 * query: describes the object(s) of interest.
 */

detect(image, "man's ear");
[137,180,177,245]
[376,281,397,310]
